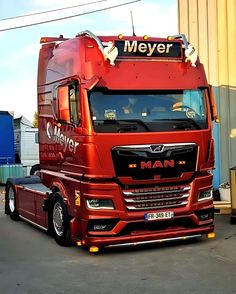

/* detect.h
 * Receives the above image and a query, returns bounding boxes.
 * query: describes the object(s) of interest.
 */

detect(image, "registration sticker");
[144,211,174,221]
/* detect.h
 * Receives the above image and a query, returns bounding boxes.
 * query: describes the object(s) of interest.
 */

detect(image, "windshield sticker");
[186,109,196,119]
[104,109,116,120]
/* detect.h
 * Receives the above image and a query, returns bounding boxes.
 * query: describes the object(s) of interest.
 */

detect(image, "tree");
[33,111,38,128]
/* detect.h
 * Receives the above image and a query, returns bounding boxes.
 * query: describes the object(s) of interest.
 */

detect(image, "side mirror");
[208,85,219,123]
[58,85,70,122]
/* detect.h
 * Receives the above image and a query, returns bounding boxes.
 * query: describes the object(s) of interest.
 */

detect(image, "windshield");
[88,89,208,133]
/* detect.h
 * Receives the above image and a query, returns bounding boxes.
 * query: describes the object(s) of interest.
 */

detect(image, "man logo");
[150,145,164,153]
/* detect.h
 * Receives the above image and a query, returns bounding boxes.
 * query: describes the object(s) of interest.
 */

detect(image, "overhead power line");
[0,0,141,32]
[0,0,108,22]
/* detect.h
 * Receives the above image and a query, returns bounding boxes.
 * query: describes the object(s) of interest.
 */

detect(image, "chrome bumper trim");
[105,234,202,248]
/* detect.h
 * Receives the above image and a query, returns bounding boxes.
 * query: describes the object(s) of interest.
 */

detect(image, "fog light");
[195,208,214,221]
[199,213,211,221]
[198,189,213,201]
[88,219,118,231]
[94,225,108,230]
[86,199,114,210]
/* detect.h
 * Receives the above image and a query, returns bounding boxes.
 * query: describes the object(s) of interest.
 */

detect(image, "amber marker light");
[118,34,123,39]
[167,36,173,41]
[207,232,216,239]
[143,35,149,40]
[89,246,99,253]
[40,37,48,43]
[178,161,186,165]
[128,164,137,168]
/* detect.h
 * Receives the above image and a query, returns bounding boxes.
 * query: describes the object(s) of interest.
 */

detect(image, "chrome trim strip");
[123,187,190,197]
[124,194,189,203]
[126,201,188,210]
[105,234,202,248]
[19,215,48,232]
[112,143,196,150]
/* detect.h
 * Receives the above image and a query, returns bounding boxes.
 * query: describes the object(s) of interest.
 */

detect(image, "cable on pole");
[0,0,141,32]
[0,0,108,22]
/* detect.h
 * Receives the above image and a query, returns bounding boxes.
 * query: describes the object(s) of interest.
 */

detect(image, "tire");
[5,182,20,221]
[50,193,72,246]
[30,164,40,176]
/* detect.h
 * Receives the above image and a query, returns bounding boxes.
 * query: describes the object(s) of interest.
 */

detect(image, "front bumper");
[83,223,214,247]
[74,206,214,247]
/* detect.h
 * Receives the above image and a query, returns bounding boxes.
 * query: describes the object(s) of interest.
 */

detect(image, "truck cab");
[5,32,217,251]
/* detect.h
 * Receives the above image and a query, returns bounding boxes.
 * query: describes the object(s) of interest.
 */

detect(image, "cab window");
[56,82,80,125]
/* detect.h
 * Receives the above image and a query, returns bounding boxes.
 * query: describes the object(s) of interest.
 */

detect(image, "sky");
[0,0,177,122]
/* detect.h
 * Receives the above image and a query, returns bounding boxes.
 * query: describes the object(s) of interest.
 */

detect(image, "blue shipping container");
[0,111,15,164]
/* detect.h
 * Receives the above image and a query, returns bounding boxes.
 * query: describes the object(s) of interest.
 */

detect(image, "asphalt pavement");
[0,185,236,294]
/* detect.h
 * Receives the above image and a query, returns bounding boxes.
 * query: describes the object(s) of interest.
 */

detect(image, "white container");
[219,188,231,202]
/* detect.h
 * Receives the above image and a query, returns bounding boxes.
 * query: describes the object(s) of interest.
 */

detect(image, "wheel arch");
[49,179,71,207]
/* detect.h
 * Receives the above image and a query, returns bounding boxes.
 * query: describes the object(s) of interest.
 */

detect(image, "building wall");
[178,0,236,186]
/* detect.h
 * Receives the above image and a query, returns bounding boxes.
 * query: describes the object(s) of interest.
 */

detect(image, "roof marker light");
[118,34,123,39]
[143,35,148,40]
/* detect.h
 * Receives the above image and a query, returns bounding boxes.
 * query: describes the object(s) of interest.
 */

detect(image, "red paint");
[12,33,216,249]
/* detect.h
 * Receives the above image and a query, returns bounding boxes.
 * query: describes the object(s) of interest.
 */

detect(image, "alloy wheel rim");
[8,187,15,213]
[53,202,64,236]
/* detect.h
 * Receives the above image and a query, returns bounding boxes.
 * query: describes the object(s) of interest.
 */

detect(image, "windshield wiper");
[118,119,151,131]
[151,118,202,130]
[172,118,202,130]
[117,125,137,132]
[94,119,151,131]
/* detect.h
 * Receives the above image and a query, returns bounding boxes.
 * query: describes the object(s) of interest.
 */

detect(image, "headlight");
[86,199,114,210]
[198,189,213,201]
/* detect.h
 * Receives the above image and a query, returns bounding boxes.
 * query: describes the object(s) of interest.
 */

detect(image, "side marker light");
[207,232,216,239]
[89,246,99,253]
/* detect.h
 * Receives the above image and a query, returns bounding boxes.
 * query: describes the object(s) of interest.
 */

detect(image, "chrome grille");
[123,186,190,210]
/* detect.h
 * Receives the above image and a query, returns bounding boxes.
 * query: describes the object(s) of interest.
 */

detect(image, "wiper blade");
[117,125,137,132]
[118,119,151,131]
[172,118,201,130]
[151,118,201,130]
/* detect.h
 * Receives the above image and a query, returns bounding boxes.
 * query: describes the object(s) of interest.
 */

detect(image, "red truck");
[5,31,218,252]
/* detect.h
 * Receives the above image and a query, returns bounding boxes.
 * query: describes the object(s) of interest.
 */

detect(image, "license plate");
[144,211,174,221]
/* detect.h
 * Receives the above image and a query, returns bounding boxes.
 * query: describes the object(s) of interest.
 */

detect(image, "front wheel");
[50,193,72,246]
[5,181,20,221]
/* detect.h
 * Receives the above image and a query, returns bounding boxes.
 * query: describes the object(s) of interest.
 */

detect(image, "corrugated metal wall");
[178,0,236,186]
